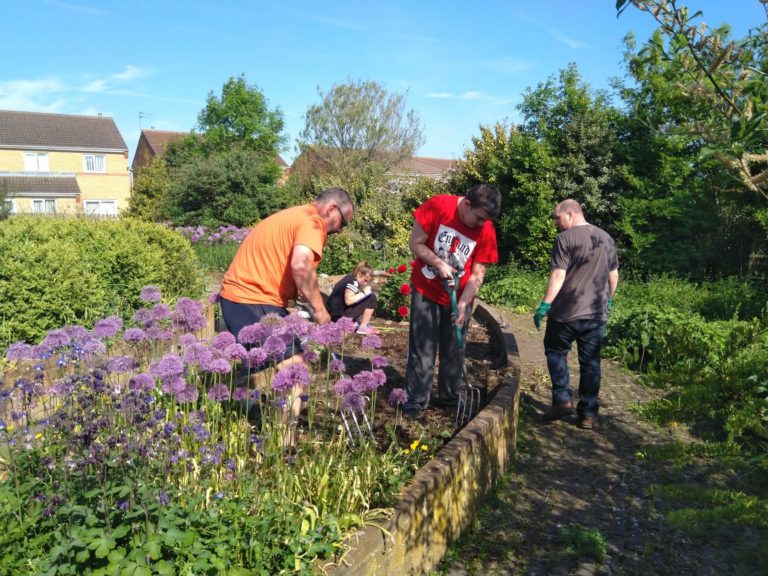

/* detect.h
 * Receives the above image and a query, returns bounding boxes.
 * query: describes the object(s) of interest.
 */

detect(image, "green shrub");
[0,216,204,347]
[375,264,412,321]
[478,263,546,312]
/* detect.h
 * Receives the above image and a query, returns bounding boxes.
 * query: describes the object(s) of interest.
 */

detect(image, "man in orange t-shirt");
[219,187,354,351]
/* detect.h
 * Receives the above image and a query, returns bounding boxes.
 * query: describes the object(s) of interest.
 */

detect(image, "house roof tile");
[0,174,81,195]
[0,110,127,151]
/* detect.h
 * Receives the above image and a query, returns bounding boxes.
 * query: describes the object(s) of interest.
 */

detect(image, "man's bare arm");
[291,244,330,325]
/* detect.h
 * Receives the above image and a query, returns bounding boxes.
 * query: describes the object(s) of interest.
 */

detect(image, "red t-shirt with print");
[410,195,498,306]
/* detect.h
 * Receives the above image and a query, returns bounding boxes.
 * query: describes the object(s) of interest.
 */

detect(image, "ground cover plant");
[0,286,440,575]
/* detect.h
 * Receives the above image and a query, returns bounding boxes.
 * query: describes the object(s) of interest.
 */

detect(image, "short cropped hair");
[465,184,501,219]
[315,187,354,214]
[555,199,583,216]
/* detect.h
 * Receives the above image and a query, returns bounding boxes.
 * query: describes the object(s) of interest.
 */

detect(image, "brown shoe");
[543,401,574,421]
[577,416,595,429]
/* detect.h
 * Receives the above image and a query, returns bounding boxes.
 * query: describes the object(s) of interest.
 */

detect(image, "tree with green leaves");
[296,79,425,197]
[196,74,286,155]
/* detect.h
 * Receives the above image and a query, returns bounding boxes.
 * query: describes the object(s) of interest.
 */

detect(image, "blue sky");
[1,1,763,165]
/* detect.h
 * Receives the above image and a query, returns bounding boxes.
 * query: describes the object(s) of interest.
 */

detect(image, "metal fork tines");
[340,405,375,443]
[455,383,481,427]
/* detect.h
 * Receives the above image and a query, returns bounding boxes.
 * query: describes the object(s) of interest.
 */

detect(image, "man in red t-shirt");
[403,184,500,419]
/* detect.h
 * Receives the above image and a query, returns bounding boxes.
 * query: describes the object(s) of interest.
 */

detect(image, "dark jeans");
[404,291,470,412]
[543,318,606,418]
[330,292,377,322]
[219,297,301,361]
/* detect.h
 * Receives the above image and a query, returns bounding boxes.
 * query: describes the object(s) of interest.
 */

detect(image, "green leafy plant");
[375,264,412,321]
[558,524,608,562]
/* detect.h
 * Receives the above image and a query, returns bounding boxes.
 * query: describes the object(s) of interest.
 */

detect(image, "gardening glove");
[533,301,551,331]
[607,297,614,314]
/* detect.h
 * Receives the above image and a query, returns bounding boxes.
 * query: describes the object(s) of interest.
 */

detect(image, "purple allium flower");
[271,363,310,394]
[92,316,123,339]
[361,334,382,350]
[237,323,269,345]
[212,332,236,350]
[207,384,231,402]
[371,355,388,368]
[64,325,90,341]
[308,323,343,347]
[342,392,366,412]
[263,335,287,362]
[175,384,199,404]
[177,333,198,348]
[208,292,220,304]
[140,285,162,302]
[353,371,380,392]
[333,377,354,396]
[107,355,137,375]
[182,343,213,367]
[335,316,358,335]
[82,339,107,356]
[149,354,184,379]
[151,303,172,321]
[224,343,247,362]
[258,313,285,331]
[202,357,231,374]
[146,326,174,341]
[282,314,312,339]
[330,358,346,374]
[232,387,251,402]
[123,328,147,343]
[172,297,207,332]
[372,369,387,386]
[161,376,187,395]
[247,347,268,368]
[41,329,70,349]
[132,308,153,326]
[6,342,34,362]
[388,388,408,406]
[129,373,156,391]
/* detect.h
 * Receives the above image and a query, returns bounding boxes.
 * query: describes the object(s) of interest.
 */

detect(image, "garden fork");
[331,352,375,443]
[444,273,481,427]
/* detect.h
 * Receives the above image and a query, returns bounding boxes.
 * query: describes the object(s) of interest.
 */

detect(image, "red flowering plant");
[375,263,413,322]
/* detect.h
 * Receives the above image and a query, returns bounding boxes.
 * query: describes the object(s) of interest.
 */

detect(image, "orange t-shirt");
[218,204,327,306]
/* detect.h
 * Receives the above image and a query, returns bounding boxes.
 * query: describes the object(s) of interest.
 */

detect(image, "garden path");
[436,312,752,576]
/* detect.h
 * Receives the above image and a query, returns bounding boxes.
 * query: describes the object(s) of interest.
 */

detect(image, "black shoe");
[403,406,423,420]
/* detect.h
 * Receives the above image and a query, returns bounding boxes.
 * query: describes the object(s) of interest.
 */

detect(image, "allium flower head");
[263,335,288,362]
[129,373,156,391]
[208,292,221,304]
[247,347,268,368]
[371,355,388,368]
[177,333,197,348]
[341,392,366,412]
[202,357,231,374]
[123,328,147,343]
[161,375,187,395]
[172,297,207,332]
[151,303,172,320]
[334,316,357,336]
[149,353,184,379]
[207,384,231,402]
[107,355,138,375]
[333,377,354,396]
[212,332,236,350]
[224,343,248,362]
[361,334,382,350]
[182,342,213,366]
[388,388,408,406]
[330,358,346,374]
[271,363,310,393]
[140,285,162,302]
[175,384,199,403]
[132,308,153,326]
[93,316,123,339]
[41,329,70,350]
[6,342,34,362]
[238,322,270,345]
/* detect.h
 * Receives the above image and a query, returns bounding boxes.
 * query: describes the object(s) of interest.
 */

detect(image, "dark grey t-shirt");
[549,224,619,322]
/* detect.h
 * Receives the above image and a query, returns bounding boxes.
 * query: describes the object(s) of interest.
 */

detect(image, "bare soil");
[434,313,766,576]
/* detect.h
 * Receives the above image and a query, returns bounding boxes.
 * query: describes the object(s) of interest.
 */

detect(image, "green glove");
[607,297,614,313]
[533,301,551,331]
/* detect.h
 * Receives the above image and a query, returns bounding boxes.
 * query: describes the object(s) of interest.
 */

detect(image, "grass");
[558,523,608,563]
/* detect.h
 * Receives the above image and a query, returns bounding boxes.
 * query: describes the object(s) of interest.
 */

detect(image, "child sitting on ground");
[327,261,378,335]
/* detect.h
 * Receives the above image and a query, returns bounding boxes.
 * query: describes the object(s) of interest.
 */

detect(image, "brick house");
[131,129,289,180]
[0,110,130,216]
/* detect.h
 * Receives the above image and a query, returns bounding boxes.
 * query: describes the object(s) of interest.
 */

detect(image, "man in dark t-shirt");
[533,199,619,429]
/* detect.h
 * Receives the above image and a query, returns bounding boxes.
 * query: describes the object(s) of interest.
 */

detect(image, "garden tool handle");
[443,272,464,350]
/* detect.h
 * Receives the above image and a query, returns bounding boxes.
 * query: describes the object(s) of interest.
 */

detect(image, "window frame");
[83,154,106,173]
[84,199,117,217]
[24,152,50,172]
[31,198,56,214]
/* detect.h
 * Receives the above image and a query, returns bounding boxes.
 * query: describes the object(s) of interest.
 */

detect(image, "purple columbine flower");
[372,355,388,368]
[140,285,162,302]
[207,384,230,402]
[212,332,236,350]
[92,316,123,339]
[123,328,147,343]
[271,363,310,394]
[388,388,408,406]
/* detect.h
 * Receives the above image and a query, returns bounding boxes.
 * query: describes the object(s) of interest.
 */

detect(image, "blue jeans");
[543,318,606,418]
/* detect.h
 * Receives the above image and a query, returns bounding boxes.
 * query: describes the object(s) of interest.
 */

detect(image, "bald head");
[552,199,586,231]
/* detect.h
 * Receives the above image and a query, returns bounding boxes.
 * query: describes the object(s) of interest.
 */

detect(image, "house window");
[83,154,106,173]
[32,199,56,214]
[24,153,49,172]
[2,198,14,215]
[84,200,117,217]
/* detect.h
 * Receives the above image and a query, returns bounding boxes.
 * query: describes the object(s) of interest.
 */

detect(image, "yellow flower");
[35,433,43,440]
[7,425,13,432]
[410,440,420,451]
[404,449,411,455]
[421,445,429,452]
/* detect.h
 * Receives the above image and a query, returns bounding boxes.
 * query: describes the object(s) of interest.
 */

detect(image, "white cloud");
[0,78,68,111]
[112,65,146,82]
[548,29,589,50]
[44,0,108,16]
